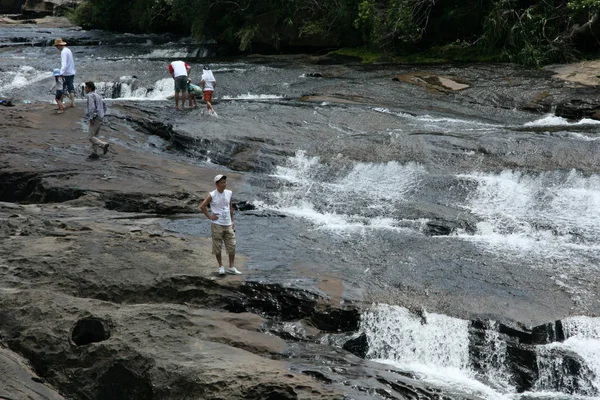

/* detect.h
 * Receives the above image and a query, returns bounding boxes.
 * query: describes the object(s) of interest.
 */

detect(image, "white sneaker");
[226,266,242,275]
[218,266,225,275]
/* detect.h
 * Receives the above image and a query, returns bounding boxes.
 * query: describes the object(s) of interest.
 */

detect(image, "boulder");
[555,98,600,120]
[394,72,471,93]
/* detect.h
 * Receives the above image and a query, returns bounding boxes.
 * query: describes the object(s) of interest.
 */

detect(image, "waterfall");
[85,78,173,101]
[360,305,600,399]
[533,316,600,396]
[260,151,426,232]
[457,170,600,258]
[362,304,471,370]
[477,321,515,393]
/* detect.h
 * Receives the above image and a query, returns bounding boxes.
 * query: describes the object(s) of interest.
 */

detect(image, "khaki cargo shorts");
[211,224,236,255]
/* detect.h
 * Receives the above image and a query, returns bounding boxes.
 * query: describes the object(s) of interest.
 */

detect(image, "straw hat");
[53,38,67,46]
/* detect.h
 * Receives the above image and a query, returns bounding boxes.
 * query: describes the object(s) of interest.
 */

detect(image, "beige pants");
[89,120,107,154]
[211,224,236,255]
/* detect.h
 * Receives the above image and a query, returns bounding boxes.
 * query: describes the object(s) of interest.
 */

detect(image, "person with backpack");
[84,81,109,160]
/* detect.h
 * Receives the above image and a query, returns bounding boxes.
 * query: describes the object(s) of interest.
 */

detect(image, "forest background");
[71,0,600,66]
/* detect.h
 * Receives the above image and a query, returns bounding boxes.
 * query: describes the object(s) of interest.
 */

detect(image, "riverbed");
[1,19,600,400]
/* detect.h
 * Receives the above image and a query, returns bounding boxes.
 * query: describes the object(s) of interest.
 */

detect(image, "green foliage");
[69,0,600,66]
[568,0,600,11]
[482,0,578,66]
[330,47,383,63]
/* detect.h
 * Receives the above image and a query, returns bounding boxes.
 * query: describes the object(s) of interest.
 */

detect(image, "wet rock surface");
[1,21,600,398]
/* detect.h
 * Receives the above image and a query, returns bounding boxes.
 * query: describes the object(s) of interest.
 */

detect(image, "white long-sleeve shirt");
[60,47,76,76]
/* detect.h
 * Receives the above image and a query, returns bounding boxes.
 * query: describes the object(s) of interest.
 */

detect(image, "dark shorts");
[203,90,213,102]
[63,75,75,93]
[174,76,188,92]
[55,90,64,100]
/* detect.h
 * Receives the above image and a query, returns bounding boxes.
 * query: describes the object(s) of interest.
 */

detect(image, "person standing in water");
[200,174,242,275]
[201,65,217,116]
[168,60,191,110]
[53,38,76,109]
[84,81,109,160]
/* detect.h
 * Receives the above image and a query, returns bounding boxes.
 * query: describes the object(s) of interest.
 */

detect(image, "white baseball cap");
[214,174,226,182]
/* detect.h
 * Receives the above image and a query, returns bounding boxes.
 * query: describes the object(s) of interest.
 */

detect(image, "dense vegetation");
[72,0,600,65]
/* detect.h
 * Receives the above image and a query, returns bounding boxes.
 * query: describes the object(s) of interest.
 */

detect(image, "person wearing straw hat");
[53,38,76,109]
[200,174,242,275]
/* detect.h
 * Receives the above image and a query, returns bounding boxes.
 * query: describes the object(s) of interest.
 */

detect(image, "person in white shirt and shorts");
[200,174,242,275]
[168,60,191,110]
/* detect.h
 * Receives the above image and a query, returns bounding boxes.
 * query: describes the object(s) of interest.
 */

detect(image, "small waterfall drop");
[261,151,425,231]
[533,317,600,396]
[360,305,600,399]
[457,170,600,259]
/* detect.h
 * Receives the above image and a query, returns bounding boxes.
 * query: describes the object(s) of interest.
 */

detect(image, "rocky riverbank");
[1,18,600,396]
[0,102,357,399]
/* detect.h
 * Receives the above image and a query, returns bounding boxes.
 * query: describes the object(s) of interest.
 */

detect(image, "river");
[1,22,600,400]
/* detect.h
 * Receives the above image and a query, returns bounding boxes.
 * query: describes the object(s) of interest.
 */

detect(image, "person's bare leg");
[215,253,223,267]
[69,92,75,108]
[228,253,235,268]
[208,101,216,115]
[182,92,187,109]
[175,91,180,109]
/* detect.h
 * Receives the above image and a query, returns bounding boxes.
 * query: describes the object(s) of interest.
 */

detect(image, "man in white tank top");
[200,174,242,275]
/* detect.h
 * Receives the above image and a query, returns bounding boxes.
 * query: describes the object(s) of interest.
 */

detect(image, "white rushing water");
[0,66,51,97]
[263,153,600,263]
[456,170,600,260]
[361,304,600,400]
[259,151,426,232]
[524,115,600,127]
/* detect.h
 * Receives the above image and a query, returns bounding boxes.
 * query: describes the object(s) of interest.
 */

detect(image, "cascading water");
[360,305,600,399]
[456,170,600,258]
[261,150,426,232]
[533,317,600,396]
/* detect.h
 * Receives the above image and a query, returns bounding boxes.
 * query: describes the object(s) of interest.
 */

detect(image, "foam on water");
[0,66,50,96]
[120,78,173,100]
[95,78,173,101]
[533,317,600,396]
[260,151,425,231]
[361,304,600,400]
[373,107,501,131]
[142,49,193,59]
[363,304,509,400]
[524,114,600,127]
[456,170,600,259]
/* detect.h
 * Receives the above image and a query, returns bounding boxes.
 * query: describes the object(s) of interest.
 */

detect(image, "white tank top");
[209,189,232,226]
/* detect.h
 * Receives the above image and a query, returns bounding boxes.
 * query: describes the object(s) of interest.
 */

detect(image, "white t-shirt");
[209,189,232,226]
[170,61,188,77]
[202,70,215,91]
[60,47,76,76]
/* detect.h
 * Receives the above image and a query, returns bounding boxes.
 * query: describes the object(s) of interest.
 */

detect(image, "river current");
[1,24,600,400]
